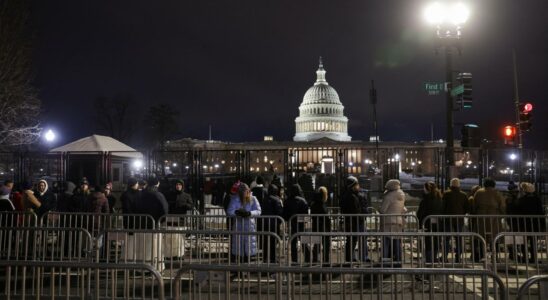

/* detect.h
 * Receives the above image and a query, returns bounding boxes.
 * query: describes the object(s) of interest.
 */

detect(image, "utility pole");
[512,49,522,182]
[444,44,455,189]
[370,80,380,168]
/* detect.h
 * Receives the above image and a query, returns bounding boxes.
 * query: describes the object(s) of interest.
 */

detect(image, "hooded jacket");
[35,180,57,217]
[380,180,407,232]
[169,189,193,214]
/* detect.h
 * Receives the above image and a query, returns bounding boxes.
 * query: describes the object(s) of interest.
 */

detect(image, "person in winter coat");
[261,184,284,263]
[69,178,92,212]
[471,178,505,261]
[227,183,262,262]
[35,179,58,218]
[380,179,407,263]
[416,181,443,263]
[22,181,41,212]
[101,183,117,213]
[120,178,140,229]
[88,186,109,214]
[169,179,194,214]
[509,182,544,262]
[441,178,470,262]
[283,184,309,264]
[309,186,331,264]
[134,177,169,226]
[57,181,76,212]
[340,176,369,262]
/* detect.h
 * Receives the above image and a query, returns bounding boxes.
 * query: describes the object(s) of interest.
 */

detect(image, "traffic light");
[518,102,533,132]
[461,124,480,148]
[456,72,472,109]
[503,125,516,145]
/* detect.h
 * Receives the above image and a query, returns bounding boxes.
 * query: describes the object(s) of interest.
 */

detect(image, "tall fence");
[1,147,546,209]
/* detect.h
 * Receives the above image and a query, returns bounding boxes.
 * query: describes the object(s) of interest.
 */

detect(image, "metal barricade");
[0,261,164,300]
[42,212,157,234]
[289,213,420,236]
[0,211,38,227]
[517,275,548,300]
[174,264,506,300]
[102,228,283,298]
[288,231,487,269]
[0,227,93,261]
[494,232,548,299]
[159,214,228,231]
[42,212,156,260]
[158,214,286,237]
[424,215,547,262]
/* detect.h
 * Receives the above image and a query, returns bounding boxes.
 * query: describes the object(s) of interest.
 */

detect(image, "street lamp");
[423,1,470,189]
[44,129,56,143]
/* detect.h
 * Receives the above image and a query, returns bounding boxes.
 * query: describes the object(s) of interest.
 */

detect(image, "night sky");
[29,0,548,149]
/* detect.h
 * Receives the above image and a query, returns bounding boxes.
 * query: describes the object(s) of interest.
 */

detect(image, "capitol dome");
[294,58,351,142]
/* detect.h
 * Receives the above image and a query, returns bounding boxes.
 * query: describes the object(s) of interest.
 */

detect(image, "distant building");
[294,58,351,142]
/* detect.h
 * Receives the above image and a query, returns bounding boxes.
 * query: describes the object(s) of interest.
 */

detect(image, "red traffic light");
[519,102,533,114]
[503,125,516,138]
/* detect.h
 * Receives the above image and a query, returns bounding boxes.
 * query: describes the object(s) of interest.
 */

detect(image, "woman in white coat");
[380,179,407,263]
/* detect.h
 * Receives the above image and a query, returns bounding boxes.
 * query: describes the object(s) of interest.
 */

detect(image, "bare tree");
[93,94,136,143]
[0,0,42,147]
[144,103,180,150]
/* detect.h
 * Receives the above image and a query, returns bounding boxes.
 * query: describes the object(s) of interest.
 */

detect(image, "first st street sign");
[424,82,447,95]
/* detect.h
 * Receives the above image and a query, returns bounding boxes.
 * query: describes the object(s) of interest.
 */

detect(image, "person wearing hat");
[169,179,194,214]
[340,176,370,263]
[100,182,117,213]
[68,177,92,212]
[441,178,470,262]
[380,179,407,264]
[226,182,262,262]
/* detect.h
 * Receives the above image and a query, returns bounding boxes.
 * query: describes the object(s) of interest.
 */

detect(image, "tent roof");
[50,135,142,158]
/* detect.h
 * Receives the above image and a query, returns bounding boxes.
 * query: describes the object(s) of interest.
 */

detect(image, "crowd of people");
[0,176,195,223]
[0,174,544,265]
[416,177,543,263]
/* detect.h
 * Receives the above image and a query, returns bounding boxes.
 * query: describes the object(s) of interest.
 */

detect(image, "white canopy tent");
[50,135,143,190]
[50,134,142,158]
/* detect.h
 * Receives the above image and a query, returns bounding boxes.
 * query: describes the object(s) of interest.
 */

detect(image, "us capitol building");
[165,58,472,180]
[294,58,351,142]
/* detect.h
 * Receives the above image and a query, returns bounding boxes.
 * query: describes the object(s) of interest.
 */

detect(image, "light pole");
[509,153,517,181]
[424,2,470,188]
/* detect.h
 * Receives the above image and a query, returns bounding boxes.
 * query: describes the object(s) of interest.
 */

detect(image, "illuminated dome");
[294,58,351,142]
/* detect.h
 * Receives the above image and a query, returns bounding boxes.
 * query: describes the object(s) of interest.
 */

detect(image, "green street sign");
[424,82,446,96]
[451,84,464,96]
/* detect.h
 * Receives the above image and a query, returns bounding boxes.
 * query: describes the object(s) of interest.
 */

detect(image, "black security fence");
[0,146,546,207]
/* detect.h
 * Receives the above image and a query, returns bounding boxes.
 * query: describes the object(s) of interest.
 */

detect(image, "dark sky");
[30,0,548,148]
